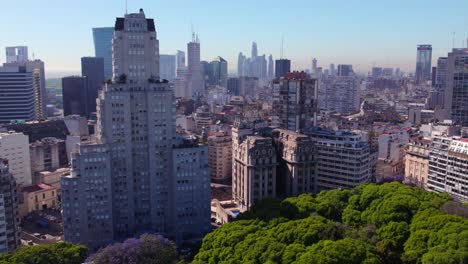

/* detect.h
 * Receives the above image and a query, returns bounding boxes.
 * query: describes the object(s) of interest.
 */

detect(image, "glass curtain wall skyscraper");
[415,44,432,84]
[92,27,114,80]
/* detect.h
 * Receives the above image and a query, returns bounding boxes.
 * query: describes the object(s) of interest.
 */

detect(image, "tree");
[86,234,179,264]
[0,242,87,264]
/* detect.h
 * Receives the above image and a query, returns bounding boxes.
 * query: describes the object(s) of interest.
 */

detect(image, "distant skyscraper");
[431,66,437,85]
[62,76,88,117]
[5,46,28,63]
[0,66,35,123]
[81,57,104,116]
[227,77,241,96]
[268,54,274,78]
[312,58,317,73]
[210,56,228,87]
[187,34,203,97]
[372,67,383,78]
[444,48,468,125]
[0,159,20,253]
[435,57,448,90]
[160,54,176,81]
[275,59,291,78]
[258,54,267,79]
[329,63,336,76]
[337,64,354,77]
[92,27,114,80]
[415,44,432,84]
[251,42,258,60]
[4,59,46,119]
[62,9,210,250]
[237,52,245,77]
[272,72,318,131]
[176,50,186,72]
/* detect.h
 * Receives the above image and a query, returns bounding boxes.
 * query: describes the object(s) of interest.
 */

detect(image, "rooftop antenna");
[191,21,195,42]
[281,34,285,59]
[452,31,456,49]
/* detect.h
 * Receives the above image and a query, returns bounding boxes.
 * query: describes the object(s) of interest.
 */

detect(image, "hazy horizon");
[1,0,467,77]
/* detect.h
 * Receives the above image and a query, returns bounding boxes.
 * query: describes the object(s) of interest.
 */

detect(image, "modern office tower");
[272,72,318,131]
[0,159,20,253]
[312,58,317,74]
[427,136,468,202]
[0,66,35,123]
[237,52,245,77]
[257,54,267,79]
[371,67,383,78]
[208,131,232,180]
[337,64,354,77]
[251,42,258,61]
[61,9,210,249]
[227,77,241,96]
[444,48,468,125]
[200,61,212,85]
[210,56,228,87]
[187,34,203,97]
[431,66,437,84]
[275,59,291,78]
[176,50,186,72]
[274,129,316,196]
[305,128,374,192]
[81,57,104,116]
[5,46,28,63]
[160,54,176,81]
[232,124,277,211]
[320,76,360,114]
[415,44,432,84]
[92,27,114,80]
[4,50,47,120]
[329,63,336,76]
[268,54,274,78]
[62,76,88,117]
[0,132,32,186]
[404,139,430,189]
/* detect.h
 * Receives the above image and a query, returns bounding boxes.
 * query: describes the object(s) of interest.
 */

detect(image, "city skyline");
[1,0,467,77]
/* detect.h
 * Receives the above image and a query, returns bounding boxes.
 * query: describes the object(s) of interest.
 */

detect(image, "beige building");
[274,129,316,196]
[208,132,232,180]
[38,167,70,191]
[232,128,277,211]
[405,139,430,188]
[19,183,58,217]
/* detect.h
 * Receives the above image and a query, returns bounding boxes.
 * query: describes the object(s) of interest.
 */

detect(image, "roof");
[22,183,55,193]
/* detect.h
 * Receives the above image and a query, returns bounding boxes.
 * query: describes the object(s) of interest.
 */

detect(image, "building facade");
[0,132,32,186]
[208,132,232,180]
[444,48,468,125]
[306,128,375,192]
[62,76,88,117]
[272,72,318,131]
[160,54,176,81]
[92,27,114,80]
[405,139,430,188]
[0,159,20,253]
[81,57,105,116]
[61,9,210,249]
[275,59,291,78]
[0,66,35,123]
[415,44,432,84]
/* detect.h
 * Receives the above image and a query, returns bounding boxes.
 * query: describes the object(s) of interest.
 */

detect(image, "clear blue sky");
[1,0,467,77]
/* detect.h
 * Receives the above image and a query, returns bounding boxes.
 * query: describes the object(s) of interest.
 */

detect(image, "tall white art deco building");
[61,9,210,250]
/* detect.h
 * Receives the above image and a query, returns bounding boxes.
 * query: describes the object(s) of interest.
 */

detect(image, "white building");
[0,132,32,186]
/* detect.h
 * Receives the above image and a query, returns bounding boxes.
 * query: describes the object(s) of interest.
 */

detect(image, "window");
[43,193,46,199]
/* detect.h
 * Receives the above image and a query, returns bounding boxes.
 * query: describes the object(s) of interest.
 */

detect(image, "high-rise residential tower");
[61,9,210,250]
[415,44,432,84]
[81,57,104,116]
[0,159,20,253]
[92,27,114,80]
[444,48,468,125]
[272,72,318,131]
[312,58,317,74]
